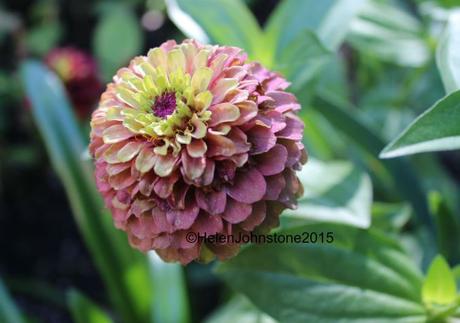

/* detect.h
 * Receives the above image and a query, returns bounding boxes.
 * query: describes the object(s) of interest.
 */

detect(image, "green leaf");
[20,61,152,323]
[380,90,460,158]
[216,223,426,323]
[265,0,365,55]
[148,252,190,323]
[26,22,62,56]
[0,278,25,323]
[67,289,113,323]
[436,11,460,93]
[94,5,142,81]
[312,91,433,234]
[372,202,412,233]
[422,255,457,306]
[348,0,429,67]
[428,191,460,264]
[283,159,372,229]
[165,0,264,59]
[205,296,277,323]
[274,31,331,92]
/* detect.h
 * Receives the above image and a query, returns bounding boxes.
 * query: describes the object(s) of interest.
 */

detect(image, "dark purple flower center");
[152,92,176,118]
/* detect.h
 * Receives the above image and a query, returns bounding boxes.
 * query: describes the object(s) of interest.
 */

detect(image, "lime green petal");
[191,67,213,93]
[148,47,167,68]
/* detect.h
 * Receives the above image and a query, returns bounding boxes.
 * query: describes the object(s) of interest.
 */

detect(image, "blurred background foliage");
[1,0,460,322]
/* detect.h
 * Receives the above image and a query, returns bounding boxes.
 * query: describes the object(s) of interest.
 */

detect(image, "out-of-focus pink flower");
[45,47,103,119]
[89,39,307,264]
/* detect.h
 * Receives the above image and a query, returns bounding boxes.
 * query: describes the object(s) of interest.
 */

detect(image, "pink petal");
[181,150,206,180]
[267,91,300,113]
[240,201,266,231]
[247,125,277,155]
[264,173,286,200]
[209,103,240,126]
[222,198,252,224]
[102,124,134,144]
[195,190,227,215]
[154,172,179,198]
[151,207,174,234]
[206,133,236,157]
[232,100,257,125]
[187,139,207,158]
[166,202,199,230]
[255,144,288,176]
[226,168,266,204]
[109,169,136,190]
[192,212,223,236]
[276,115,303,141]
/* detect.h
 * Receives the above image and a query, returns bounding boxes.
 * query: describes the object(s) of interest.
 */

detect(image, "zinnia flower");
[45,47,103,118]
[89,39,307,264]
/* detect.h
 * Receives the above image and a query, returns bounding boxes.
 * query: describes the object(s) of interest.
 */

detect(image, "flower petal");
[117,141,143,162]
[247,125,277,154]
[226,168,266,204]
[191,67,213,93]
[135,146,158,173]
[255,144,288,176]
[181,150,206,180]
[195,190,227,215]
[187,139,207,158]
[154,154,178,177]
[222,198,252,224]
[208,103,240,127]
[240,201,266,231]
[102,124,134,144]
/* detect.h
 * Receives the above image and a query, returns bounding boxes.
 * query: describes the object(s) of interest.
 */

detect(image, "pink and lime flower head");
[89,39,307,264]
[45,47,103,118]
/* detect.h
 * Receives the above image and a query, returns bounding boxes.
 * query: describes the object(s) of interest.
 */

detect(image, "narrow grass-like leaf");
[67,289,113,323]
[380,90,460,158]
[148,252,190,323]
[0,278,25,323]
[20,61,152,323]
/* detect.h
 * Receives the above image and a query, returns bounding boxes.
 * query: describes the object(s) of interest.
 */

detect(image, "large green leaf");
[67,289,113,323]
[216,223,426,323]
[436,10,460,93]
[380,90,460,158]
[371,202,411,233]
[93,4,142,81]
[148,252,190,323]
[274,31,331,92]
[205,296,276,323]
[0,278,25,323]
[265,0,365,55]
[165,0,264,59]
[283,159,372,229]
[312,91,433,233]
[20,61,152,323]
[348,0,429,67]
